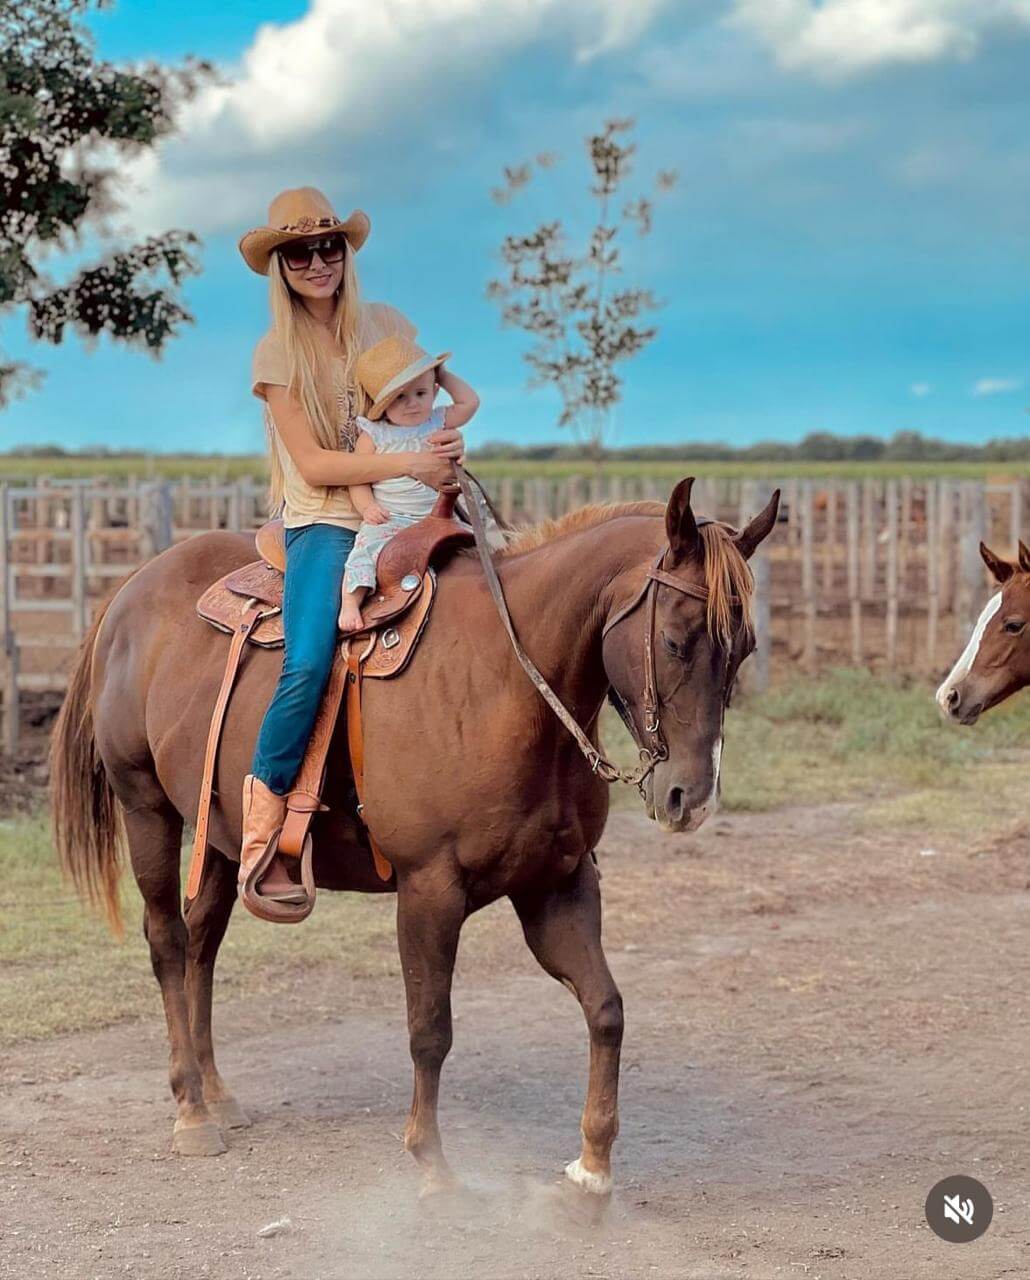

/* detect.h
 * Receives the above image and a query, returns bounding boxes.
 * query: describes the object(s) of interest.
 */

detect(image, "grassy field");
[3,455,1030,482]
[2,670,1028,1045]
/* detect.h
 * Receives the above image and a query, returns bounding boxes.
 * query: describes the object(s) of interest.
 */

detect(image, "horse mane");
[497,502,666,557]
[497,502,755,642]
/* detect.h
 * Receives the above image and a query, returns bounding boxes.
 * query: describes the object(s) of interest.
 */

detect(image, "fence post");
[139,481,174,560]
[752,544,771,694]
[958,483,988,633]
[861,478,876,602]
[800,481,816,672]
[1,483,18,753]
[228,482,243,532]
[938,480,954,623]
[925,480,939,672]
[846,483,862,665]
[822,481,837,594]
[899,475,912,587]
[1011,481,1023,553]
[885,479,899,670]
[499,476,514,524]
[70,485,88,641]
[742,481,772,695]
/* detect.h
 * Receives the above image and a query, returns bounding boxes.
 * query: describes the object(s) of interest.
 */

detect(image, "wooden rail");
[1,474,1024,751]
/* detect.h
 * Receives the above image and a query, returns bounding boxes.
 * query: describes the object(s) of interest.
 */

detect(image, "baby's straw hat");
[238,186,370,276]
[357,336,451,421]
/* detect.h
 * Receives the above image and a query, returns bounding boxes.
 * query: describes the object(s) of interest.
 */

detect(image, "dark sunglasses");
[278,235,346,272]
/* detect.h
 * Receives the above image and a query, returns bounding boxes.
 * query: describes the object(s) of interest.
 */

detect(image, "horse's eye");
[1003,618,1026,635]
[661,632,690,660]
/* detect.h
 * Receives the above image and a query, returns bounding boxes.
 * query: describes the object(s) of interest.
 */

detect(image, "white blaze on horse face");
[936,593,1002,714]
[683,736,723,833]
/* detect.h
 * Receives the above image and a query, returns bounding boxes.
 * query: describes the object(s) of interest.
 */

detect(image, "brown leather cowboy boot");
[238,774,307,912]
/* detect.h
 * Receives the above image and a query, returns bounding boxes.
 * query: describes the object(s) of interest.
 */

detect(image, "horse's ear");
[666,477,701,562]
[1019,540,1030,574]
[735,489,781,561]
[980,541,1014,584]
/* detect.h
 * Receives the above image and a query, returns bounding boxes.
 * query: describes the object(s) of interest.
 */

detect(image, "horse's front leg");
[395,865,467,1196]
[511,855,623,1195]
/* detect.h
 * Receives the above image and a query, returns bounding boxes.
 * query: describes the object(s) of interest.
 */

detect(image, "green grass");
[0,455,269,481]
[3,456,1030,482]
[602,667,1030,829]
[4,670,1029,1046]
[0,818,398,1045]
[477,460,1030,481]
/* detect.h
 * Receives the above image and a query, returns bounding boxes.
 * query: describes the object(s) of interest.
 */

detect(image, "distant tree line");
[8,430,1030,465]
[473,431,1030,464]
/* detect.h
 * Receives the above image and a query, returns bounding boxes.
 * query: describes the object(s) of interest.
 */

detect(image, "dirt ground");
[2,800,1029,1280]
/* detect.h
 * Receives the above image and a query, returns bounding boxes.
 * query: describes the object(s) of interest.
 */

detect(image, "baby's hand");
[363,502,390,525]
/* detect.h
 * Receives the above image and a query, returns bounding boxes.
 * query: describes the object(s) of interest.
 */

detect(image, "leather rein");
[454,465,739,791]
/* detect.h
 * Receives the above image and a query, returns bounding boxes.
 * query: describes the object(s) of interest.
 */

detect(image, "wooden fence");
[1,474,1025,751]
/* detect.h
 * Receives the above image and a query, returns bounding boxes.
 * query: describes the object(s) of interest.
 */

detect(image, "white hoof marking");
[564,1157,612,1196]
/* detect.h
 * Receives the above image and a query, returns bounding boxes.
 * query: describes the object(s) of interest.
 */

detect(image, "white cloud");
[112,0,669,236]
[910,381,932,396]
[728,1,1030,80]
[972,377,1022,396]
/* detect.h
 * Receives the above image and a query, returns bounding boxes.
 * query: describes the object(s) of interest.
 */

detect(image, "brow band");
[646,567,741,606]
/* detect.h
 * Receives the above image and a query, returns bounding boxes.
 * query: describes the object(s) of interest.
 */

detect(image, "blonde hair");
[266,248,364,510]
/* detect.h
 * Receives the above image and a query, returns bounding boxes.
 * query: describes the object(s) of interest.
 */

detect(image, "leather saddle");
[196,487,474,647]
[188,488,473,921]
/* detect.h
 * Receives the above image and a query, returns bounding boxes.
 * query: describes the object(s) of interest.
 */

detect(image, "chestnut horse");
[937,540,1030,724]
[50,477,778,1196]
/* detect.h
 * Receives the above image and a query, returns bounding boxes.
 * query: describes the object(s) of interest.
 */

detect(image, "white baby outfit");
[344,405,451,593]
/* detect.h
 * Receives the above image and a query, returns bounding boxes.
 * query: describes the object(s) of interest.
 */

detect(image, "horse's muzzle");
[936,680,983,726]
[648,778,719,834]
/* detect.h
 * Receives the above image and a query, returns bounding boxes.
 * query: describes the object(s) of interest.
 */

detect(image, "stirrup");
[240,829,316,925]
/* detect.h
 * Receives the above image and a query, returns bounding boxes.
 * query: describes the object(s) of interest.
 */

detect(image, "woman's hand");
[427,426,465,463]
[407,452,457,491]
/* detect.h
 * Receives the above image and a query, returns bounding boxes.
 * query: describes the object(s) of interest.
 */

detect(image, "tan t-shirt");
[251,302,417,530]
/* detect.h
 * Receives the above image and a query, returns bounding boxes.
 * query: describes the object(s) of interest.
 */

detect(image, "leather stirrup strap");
[186,603,264,902]
[278,643,350,859]
[345,643,393,882]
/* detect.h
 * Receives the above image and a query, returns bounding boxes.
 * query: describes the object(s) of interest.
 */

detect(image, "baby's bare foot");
[338,603,364,633]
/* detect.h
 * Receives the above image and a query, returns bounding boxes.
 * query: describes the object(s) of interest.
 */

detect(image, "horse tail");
[49,594,124,938]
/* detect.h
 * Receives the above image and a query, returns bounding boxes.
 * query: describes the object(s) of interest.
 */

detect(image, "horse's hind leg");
[396,868,467,1196]
[511,855,623,1196]
[184,849,251,1131]
[125,803,226,1157]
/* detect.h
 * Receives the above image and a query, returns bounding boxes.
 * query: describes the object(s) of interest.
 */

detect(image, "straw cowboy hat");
[357,335,452,421]
[238,186,370,276]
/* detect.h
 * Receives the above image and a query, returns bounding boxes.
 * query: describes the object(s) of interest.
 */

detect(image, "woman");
[236,187,462,918]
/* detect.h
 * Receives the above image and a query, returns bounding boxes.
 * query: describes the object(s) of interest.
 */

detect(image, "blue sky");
[2,0,1029,454]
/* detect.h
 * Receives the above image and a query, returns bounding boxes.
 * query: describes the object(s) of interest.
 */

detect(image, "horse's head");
[936,540,1030,725]
[603,477,779,833]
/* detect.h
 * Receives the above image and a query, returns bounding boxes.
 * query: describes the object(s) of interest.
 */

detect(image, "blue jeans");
[251,522,356,795]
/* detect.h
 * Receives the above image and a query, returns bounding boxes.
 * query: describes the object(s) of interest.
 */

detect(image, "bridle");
[600,539,741,791]
[455,466,741,791]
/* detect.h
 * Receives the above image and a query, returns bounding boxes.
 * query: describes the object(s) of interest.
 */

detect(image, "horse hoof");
[172,1118,227,1157]
[418,1171,462,1203]
[524,1173,611,1231]
[206,1097,252,1130]
[564,1157,612,1197]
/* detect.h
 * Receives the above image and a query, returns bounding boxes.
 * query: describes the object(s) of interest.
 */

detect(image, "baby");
[338,335,479,632]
